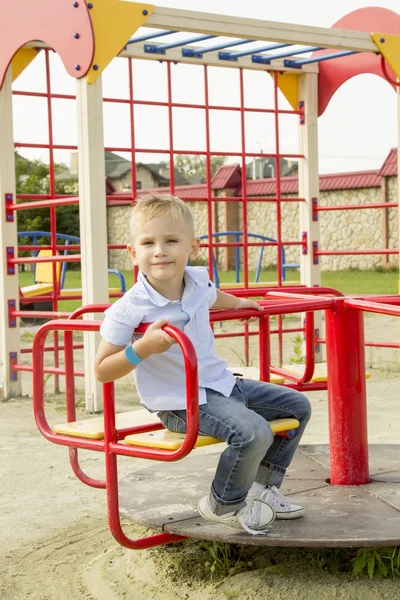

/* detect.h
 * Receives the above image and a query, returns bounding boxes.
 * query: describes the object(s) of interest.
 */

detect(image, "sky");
[12,0,400,175]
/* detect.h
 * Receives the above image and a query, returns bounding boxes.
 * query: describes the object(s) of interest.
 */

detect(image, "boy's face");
[127,216,200,288]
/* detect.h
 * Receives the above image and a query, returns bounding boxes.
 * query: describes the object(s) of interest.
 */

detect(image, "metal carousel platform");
[119,444,400,547]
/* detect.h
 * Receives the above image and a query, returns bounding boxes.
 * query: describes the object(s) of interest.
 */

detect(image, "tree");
[15,154,80,269]
[175,154,226,180]
[15,153,79,239]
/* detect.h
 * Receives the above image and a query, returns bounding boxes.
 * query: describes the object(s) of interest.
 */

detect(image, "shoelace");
[271,485,292,508]
[237,500,271,536]
[265,486,292,510]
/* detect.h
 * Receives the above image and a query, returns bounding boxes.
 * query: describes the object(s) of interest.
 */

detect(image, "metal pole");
[325,299,369,485]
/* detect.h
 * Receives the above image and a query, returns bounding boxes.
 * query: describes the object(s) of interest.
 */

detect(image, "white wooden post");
[0,69,21,399]
[76,76,109,413]
[298,72,323,362]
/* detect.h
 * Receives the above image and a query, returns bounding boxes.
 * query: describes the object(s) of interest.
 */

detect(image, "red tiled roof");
[320,170,382,190]
[107,162,392,205]
[211,164,241,189]
[240,171,382,195]
[378,148,398,177]
[244,176,298,195]
[136,184,208,199]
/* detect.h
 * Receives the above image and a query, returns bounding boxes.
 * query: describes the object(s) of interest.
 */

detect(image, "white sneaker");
[255,485,304,520]
[198,494,276,536]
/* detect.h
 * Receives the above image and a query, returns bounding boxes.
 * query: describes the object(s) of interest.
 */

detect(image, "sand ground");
[1,312,400,600]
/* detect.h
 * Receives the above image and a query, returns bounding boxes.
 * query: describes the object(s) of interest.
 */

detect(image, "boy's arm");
[95,319,176,383]
[211,289,264,322]
[212,288,263,311]
[95,339,135,383]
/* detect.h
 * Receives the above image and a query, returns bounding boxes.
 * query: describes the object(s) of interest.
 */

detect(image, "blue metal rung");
[150,34,215,52]
[252,55,271,65]
[220,42,291,61]
[182,38,252,59]
[219,51,239,62]
[127,30,176,45]
[283,59,302,69]
[268,46,322,61]
[286,49,358,67]
[144,44,166,55]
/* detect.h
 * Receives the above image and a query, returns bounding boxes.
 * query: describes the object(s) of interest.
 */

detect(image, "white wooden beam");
[298,72,323,362]
[76,76,109,413]
[0,69,21,399]
[146,7,377,53]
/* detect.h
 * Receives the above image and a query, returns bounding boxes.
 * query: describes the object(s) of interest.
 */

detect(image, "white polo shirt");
[99,267,235,411]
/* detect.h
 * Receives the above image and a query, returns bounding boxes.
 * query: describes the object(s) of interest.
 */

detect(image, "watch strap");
[124,344,143,365]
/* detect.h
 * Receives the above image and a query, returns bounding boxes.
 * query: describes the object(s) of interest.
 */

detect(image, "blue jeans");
[158,378,311,516]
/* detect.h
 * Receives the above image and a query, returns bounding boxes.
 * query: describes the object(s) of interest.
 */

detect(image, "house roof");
[319,170,382,191]
[136,183,208,199]
[241,170,382,196]
[106,148,397,205]
[212,164,242,189]
[105,153,189,186]
[378,148,398,177]
[105,151,131,180]
[139,163,189,186]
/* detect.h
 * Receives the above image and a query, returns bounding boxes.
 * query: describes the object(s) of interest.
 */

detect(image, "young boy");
[95,194,311,535]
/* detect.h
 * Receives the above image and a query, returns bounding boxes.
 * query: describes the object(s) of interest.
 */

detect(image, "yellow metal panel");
[125,429,221,450]
[11,48,40,82]
[371,33,400,80]
[282,362,371,382]
[54,409,160,439]
[125,418,300,450]
[34,250,61,284]
[270,71,298,111]
[55,408,299,445]
[87,0,154,84]
[20,283,53,298]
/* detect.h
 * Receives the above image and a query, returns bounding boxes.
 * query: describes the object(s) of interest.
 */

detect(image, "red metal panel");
[0,0,94,89]
[315,7,400,116]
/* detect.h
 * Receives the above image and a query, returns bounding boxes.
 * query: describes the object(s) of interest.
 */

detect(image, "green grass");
[19,269,135,313]
[218,268,399,296]
[19,267,399,314]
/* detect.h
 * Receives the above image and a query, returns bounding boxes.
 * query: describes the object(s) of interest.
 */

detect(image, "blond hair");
[130,194,194,237]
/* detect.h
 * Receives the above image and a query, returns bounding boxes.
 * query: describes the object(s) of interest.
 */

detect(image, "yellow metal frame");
[86,0,154,84]
[11,48,40,82]
[371,33,400,81]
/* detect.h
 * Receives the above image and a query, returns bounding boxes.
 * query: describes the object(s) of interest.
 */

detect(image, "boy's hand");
[235,298,264,323]
[133,319,176,359]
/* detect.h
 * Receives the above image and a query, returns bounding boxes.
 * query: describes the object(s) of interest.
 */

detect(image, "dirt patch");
[2,314,400,599]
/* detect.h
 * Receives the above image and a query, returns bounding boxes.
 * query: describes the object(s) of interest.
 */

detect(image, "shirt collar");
[137,268,201,307]
[138,270,170,306]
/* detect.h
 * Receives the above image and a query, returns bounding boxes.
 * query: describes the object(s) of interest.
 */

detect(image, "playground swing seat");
[18,232,126,302]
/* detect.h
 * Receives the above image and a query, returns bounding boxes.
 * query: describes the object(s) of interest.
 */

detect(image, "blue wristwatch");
[124,345,143,365]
